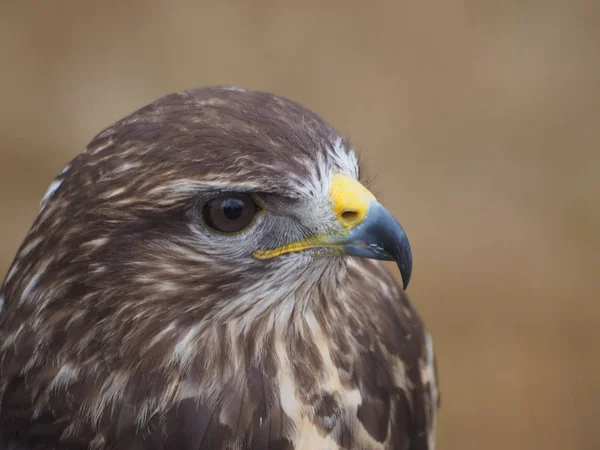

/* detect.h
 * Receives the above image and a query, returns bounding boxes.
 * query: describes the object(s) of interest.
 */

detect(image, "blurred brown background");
[1,1,598,449]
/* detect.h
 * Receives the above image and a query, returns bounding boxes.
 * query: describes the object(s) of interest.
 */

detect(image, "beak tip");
[399,257,412,290]
[397,237,412,291]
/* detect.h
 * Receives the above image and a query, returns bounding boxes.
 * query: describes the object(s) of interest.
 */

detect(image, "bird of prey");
[0,87,439,450]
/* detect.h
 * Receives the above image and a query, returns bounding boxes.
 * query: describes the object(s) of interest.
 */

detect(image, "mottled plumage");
[0,87,439,449]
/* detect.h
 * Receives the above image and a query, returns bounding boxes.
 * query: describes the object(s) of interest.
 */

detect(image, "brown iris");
[202,194,259,233]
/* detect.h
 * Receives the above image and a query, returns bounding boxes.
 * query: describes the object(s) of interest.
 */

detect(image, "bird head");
[0,87,411,356]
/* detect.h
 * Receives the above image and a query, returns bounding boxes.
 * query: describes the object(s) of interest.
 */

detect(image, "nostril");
[341,210,359,222]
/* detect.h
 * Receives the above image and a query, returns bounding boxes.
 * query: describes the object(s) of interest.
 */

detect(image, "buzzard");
[0,87,439,449]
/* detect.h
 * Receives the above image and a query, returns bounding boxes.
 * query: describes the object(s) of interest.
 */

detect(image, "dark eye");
[202,193,259,233]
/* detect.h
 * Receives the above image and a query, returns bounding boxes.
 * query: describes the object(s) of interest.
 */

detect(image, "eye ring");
[201,193,261,234]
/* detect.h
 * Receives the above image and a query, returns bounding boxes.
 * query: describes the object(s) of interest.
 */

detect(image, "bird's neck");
[163,256,351,373]
[214,256,348,330]
[166,256,352,382]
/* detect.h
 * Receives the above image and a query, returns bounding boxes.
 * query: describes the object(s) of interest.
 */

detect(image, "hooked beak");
[252,173,412,289]
[336,200,412,289]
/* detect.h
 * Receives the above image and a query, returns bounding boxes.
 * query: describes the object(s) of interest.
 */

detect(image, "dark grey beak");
[338,201,412,289]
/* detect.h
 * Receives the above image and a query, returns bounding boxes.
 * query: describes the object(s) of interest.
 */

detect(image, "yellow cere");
[329,173,376,229]
[252,174,376,260]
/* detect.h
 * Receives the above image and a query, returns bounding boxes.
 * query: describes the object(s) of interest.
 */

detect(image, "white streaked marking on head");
[287,138,359,204]
[196,98,227,107]
[220,86,247,92]
[329,137,359,179]
[156,281,177,292]
[5,263,18,284]
[100,186,127,199]
[0,294,4,312]
[146,321,178,349]
[20,260,51,303]
[91,264,106,274]
[40,178,64,207]
[91,140,114,155]
[149,179,262,198]
[19,236,44,257]
[113,162,139,173]
[82,237,109,249]
[1,324,24,350]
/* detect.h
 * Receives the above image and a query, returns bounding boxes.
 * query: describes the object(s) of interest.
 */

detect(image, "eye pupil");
[202,194,258,233]
[221,199,244,221]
